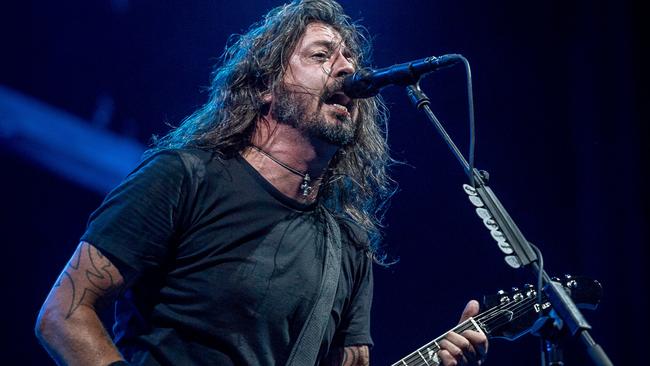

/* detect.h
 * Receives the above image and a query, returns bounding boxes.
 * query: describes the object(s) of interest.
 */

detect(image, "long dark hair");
[147,0,395,259]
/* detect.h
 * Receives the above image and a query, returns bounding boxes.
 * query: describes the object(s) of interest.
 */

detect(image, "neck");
[242,117,338,203]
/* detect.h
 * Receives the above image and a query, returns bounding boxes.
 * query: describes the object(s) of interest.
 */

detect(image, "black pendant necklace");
[250,145,315,197]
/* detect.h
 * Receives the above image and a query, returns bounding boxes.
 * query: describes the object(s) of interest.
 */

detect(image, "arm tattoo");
[54,242,121,319]
[343,347,358,365]
[346,346,369,366]
[324,346,369,366]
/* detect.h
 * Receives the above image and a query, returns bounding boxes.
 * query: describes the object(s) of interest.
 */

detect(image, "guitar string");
[401,318,495,366]
[396,279,570,365]
[397,297,542,366]
[397,318,485,366]
[404,296,538,360]
[398,297,543,366]
[397,309,508,366]
[400,302,541,366]
[476,296,540,329]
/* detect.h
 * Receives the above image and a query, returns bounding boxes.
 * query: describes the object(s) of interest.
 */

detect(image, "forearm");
[36,242,127,365]
[322,346,370,366]
[37,306,123,366]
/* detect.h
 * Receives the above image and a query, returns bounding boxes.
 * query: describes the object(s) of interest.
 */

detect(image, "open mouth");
[323,91,353,116]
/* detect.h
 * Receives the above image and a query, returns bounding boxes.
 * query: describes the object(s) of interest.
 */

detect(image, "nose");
[331,51,355,78]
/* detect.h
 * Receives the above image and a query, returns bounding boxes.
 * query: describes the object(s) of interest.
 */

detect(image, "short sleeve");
[81,151,190,283]
[338,251,374,347]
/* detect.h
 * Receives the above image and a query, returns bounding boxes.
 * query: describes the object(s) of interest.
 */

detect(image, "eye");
[311,52,329,60]
[342,49,356,62]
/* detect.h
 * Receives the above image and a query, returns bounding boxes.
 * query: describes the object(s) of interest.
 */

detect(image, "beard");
[272,84,355,147]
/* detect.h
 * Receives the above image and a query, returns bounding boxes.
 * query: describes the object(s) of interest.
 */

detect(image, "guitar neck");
[390,296,534,366]
[391,277,602,366]
[391,317,485,366]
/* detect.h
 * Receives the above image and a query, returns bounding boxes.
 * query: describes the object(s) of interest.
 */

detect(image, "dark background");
[1,0,648,364]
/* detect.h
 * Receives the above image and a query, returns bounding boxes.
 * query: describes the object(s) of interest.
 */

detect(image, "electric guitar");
[392,275,603,366]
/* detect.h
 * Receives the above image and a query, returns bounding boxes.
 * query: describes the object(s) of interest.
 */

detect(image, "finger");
[459,300,480,323]
[445,331,477,363]
[461,329,489,361]
[439,337,469,365]
[437,349,456,366]
[438,348,469,365]
[437,349,454,365]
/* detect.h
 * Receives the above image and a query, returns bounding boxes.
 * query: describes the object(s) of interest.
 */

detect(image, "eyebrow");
[307,39,354,58]
[308,40,346,52]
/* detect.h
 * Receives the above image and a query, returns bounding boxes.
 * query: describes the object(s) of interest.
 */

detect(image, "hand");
[438,300,489,365]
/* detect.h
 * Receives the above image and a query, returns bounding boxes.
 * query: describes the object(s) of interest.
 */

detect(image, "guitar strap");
[285,206,342,366]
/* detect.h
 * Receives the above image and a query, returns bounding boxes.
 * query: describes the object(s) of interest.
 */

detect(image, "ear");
[259,91,273,116]
[261,92,273,104]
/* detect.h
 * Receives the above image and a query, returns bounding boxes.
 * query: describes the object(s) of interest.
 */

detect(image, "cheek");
[284,73,321,93]
[285,61,329,90]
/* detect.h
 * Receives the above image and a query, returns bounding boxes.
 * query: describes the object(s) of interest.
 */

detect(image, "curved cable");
[457,55,477,186]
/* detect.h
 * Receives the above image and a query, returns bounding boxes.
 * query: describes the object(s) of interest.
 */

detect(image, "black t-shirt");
[81,148,373,365]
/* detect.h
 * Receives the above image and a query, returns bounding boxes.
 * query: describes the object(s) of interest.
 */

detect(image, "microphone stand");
[405,81,613,366]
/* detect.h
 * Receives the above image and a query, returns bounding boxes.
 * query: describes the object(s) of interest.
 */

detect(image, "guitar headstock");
[480,275,602,341]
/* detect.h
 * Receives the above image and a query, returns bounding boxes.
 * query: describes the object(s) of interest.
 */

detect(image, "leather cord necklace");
[250,145,318,197]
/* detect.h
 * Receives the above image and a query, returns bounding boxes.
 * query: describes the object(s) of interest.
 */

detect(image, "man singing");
[35,0,488,365]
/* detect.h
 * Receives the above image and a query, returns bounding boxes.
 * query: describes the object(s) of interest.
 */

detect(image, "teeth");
[331,103,348,112]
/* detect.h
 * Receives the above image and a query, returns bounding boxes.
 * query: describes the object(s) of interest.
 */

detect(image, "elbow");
[35,304,69,365]
[35,301,66,349]
[35,304,54,346]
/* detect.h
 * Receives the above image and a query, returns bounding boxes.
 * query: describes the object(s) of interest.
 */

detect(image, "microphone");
[343,54,461,98]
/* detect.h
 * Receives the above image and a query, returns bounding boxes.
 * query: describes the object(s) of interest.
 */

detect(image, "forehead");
[296,22,346,49]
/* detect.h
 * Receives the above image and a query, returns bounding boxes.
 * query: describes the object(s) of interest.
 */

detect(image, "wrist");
[107,361,129,366]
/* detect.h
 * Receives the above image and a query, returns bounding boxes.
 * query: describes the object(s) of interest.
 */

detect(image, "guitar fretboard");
[391,295,542,366]
[390,277,599,366]
[390,317,483,366]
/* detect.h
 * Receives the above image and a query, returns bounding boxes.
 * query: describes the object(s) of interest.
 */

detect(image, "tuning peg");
[566,279,578,289]
[560,274,578,288]
[496,289,510,304]
[509,287,523,301]
[524,284,537,298]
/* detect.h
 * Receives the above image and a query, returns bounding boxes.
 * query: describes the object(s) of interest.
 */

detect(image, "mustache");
[319,78,346,104]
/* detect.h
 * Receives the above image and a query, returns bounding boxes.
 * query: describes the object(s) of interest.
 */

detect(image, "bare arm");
[322,345,370,366]
[35,241,126,365]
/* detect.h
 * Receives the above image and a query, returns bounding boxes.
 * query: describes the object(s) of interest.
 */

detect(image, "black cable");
[457,55,477,187]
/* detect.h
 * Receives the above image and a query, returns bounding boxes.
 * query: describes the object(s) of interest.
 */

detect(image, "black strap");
[285,207,342,366]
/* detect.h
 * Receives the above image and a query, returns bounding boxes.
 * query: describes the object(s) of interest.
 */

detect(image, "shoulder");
[335,216,371,252]
[142,147,215,171]
[138,148,237,182]
[334,215,374,278]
